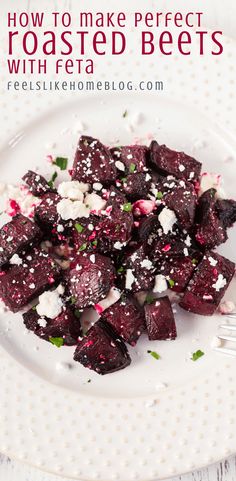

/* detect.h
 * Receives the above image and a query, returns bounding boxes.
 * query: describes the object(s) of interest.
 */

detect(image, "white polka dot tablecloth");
[0,1,236,481]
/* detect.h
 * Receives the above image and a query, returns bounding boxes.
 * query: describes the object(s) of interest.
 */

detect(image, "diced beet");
[118,172,152,200]
[195,189,227,249]
[216,199,236,229]
[23,305,82,346]
[144,297,177,340]
[124,245,155,292]
[72,136,117,185]
[163,179,197,231]
[149,141,202,182]
[138,215,161,243]
[72,215,100,253]
[68,253,116,308]
[150,232,194,264]
[35,192,67,236]
[73,319,131,375]
[0,249,61,312]
[102,295,145,345]
[110,145,148,173]
[159,255,199,292]
[0,214,42,267]
[22,170,52,197]
[180,251,235,315]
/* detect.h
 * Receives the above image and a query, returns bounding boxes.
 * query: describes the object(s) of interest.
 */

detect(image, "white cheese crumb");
[88,223,94,231]
[158,207,177,235]
[140,259,153,269]
[199,172,226,198]
[183,248,189,257]
[153,274,168,293]
[90,254,95,263]
[125,269,136,290]
[36,290,63,319]
[185,235,192,247]
[56,284,65,295]
[84,193,107,212]
[57,181,88,200]
[208,256,217,267]
[179,164,185,172]
[93,182,103,191]
[38,317,47,328]
[29,283,36,289]
[10,254,22,265]
[114,241,126,250]
[96,287,121,312]
[57,199,90,220]
[212,274,227,292]
[57,224,64,233]
[115,161,125,171]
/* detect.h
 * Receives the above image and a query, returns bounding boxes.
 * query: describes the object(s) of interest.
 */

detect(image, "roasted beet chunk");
[35,192,63,232]
[159,255,199,293]
[145,297,177,340]
[73,320,131,375]
[22,170,52,197]
[72,136,117,185]
[111,145,148,173]
[23,305,81,346]
[163,179,197,231]
[72,215,99,252]
[216,199,236,229]
[68,253,116,308]
[195,189,227,249]
[102,295,145,345]
[149,141,201,182]
[118,172,152,200]
[124,245,155,292]
[180,251,235,315]
[0,249,61,312]
[0,214,42,267]
[138,214,160,243]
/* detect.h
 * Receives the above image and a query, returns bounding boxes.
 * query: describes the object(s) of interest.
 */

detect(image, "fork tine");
[214,347,236,357]
[221,313,236,319]
[220,324,236,331]
[218,334,236,342]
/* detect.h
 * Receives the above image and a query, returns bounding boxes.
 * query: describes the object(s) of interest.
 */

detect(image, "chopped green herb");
[75,309,82,319]
[70,296,77,305]
[79,243,87,251]
[168,279,175,288]
[117,266,124,274]
[147,350,161,360]
[191,350,204,361]
[146,293,155,304]
[75,223,84,234]
[121,177,127,183]
[48,171,58,188]
[129,163,136,174]
[49,337,64,348]
[122,202,132,212]
[122,110,128,118]
[32,305,37,311]
[53,157,68,171]
[192,258,198,265]
[156,191,163,200]
[92,239,98,247]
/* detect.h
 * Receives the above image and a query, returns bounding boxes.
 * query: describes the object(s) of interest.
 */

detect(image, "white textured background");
[0,0,235,480]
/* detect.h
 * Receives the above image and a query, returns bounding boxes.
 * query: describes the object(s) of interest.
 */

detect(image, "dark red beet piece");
[68,253,116,308]
[124,245,155,292]
[180,251,235,315]
[0,249,61,312]
[72,136,117,185]
[118,172,152,200]
[22,170,52,197]
[0,214,42,267]
[149,141,202,182]
[73,319,131,375]
[23,305,82,346]
[102,295,145,345]
[159,255,199,293]
[35,192,62,230]
[163,179,197,231]
[195,189,227,249]
[138,214,161,243]
[110,145,148,173]
[216,199,236,229]
[144,296,177,340]
[72,215,100,253]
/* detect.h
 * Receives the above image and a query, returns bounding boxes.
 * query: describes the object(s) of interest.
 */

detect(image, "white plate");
[0,5,236,478]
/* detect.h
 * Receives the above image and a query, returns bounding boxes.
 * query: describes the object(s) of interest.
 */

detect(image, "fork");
[214,314,236,356]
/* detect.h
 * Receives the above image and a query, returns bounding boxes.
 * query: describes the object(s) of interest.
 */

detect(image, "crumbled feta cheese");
[93,182,103,191]
[179,164,185,172]
[57,199,90,220]
[56,284,65,295]
[85,193,107,212]
[183,248,189,257]
[6,184,39,218]
[208,256,218,267]
[57,224,64,233]
[125,269,135,290]
[185,235,192,247]
[145,173,151,181]
[158,207,177,235]
[29,283,36,289]
[115,161,125,171]
[88,223,94,231]
[90,254,95,263]
[36,290,63,319]
[153,274,168,293]
[9,254,22,265]
[57,181,89,200]
[96,287,121,312]
[140,259,153,269]
[114,241,126,250]
[212,274,227,292]
[199,172,226,198]
[38,317,47,328]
